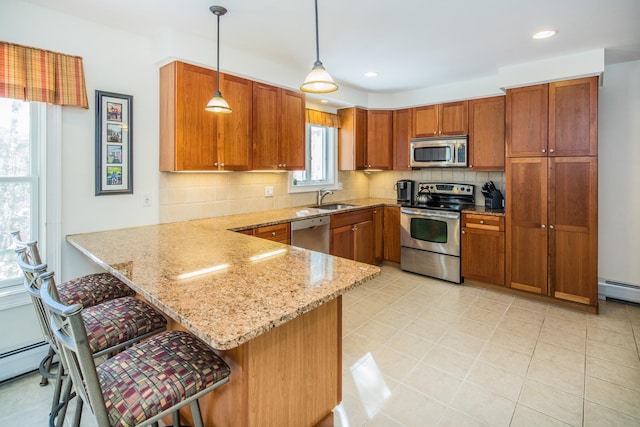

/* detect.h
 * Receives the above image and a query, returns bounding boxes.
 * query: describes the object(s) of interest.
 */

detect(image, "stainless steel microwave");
[409,137,468,168]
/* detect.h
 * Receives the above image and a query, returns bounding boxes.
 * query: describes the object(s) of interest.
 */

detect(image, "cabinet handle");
[352,227,357,232]
[214,162,218,167]
[549,225,555,229]
[282,163,287,168]
[549,149,555,153]
[277,163,282,167]
[462,230,466,234]
[220,163,224,167]
[271,231,276,236]
[480,220,484,224]
[469,165,473,168]
[541,224,546,228]
[542,149,546,153]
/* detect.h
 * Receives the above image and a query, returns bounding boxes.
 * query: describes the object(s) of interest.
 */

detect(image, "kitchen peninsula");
[67,212,381,427]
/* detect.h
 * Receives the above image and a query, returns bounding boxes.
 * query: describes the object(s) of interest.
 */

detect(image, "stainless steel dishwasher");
[290,216,330,254]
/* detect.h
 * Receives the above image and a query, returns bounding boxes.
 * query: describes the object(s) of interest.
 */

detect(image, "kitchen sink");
[309,203,358,211]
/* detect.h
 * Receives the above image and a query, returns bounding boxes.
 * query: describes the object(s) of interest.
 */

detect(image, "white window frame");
[288,124,339,193]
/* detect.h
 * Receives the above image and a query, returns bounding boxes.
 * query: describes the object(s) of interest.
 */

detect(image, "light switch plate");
[264,186,274,197]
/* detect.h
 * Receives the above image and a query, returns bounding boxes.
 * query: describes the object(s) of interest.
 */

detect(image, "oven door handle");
[401,208,460,220]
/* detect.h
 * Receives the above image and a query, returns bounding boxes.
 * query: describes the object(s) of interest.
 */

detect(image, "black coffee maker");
[481,181,504,209]
[396,180,415,206]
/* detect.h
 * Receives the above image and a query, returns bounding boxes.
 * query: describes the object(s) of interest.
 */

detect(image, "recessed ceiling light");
[364,71,378,78]
[532,30,557,40]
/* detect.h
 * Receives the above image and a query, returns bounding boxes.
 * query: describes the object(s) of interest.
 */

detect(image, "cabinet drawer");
[330,209,372,229]
[463,214,504,231]
[254,223,291,243]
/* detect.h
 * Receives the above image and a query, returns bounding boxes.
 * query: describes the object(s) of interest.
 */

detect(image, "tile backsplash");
[159,169,505,223]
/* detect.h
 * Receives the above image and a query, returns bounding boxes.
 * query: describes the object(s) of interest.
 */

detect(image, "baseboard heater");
[598,278,640,305]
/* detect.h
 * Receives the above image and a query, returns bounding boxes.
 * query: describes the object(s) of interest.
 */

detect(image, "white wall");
[598,60,640,286]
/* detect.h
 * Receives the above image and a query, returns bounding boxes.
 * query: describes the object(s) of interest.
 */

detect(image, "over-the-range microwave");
[409,136,468,168]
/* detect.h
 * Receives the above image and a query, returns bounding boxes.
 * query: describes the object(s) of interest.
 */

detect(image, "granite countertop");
[66,199,390,350]
[462,206,506,216]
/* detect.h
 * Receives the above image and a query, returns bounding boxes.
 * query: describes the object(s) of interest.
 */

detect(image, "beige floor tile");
[546,305,588,323]
[431,299,477,316]
[422,344,476,379]
[538,325,586,353]
[587,324,637,351]
[462,306,504,327]
[343,332,381,363]
[479,342,533,376]
[497,316,542,340]
[533,341,586,373]
[374,308,414,330]
[382,383,447,426]
[519,379,584,426]
[438,329,487,358]
[585,375,640,419]
[437,408,489,427]
[466,360,526,401]
[542,314,587,338]
[370,347,421,383]
[387,298,427,318]
[421,305,467,323]
[353,319,399,346]
[511,297,549,314]
[597,300,634,320]
[377,281,414,299]
[362,412,405,426]
[504,305,546,325]
[490,327,537,355]
[526,356,585,397]
[583,400,640,427]
[343,310,369,334]
[470,296,511,315]
[450,318,495,341]
[476,289,516,305]
[436,289,479,306]
[384,330,434,360]
[587,315,634,335]
[450,381,516,427]
[586,339,640,369]
[402,361,462,405]
[586,355,640,392]
[402,316,450,343]
[510,404,572,426]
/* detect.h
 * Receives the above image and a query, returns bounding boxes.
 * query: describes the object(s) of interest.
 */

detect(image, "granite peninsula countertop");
[66,198,391,350]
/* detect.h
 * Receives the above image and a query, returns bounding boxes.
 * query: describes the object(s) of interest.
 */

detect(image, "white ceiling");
[21,0,640,94]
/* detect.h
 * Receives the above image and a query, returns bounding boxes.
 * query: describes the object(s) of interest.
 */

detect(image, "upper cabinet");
[366,110,393,170]
[468,96,505,171]
[412,101,468,138]
[253,82,305,171]
[393,108,412,171]
[506,77,598,157]
[159,61,252,172]
[338,107,393,171]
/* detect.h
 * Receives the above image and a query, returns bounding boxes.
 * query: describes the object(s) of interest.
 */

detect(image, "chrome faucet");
[317,189,333,206]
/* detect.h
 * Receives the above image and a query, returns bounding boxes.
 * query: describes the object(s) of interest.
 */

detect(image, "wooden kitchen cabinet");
[252,82,305,171]
[506,156,598,306]
[338,107,367,170]
[462,214,505,285]
[372,207,384,264]
[366,110,393,169]
[254,222,291,244]
[383,206,401,263]
[393,108,412,170]
[330,209,375,265]
[412,101,468,138]
[160,61,252,171]
[468,96,505,170]
[506,77,598,158]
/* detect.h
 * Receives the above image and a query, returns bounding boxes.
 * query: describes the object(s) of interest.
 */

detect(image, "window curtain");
[0,41,89,109]
[306,109,341,128]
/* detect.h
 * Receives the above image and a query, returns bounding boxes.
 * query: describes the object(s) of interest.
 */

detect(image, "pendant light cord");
[216,12,221,94]
[314,0,320,64]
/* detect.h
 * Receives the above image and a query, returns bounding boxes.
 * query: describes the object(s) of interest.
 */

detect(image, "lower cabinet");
[383,206,401,263]
[462,214,505,285]
[330,209,375,265]
[242,223,291,244]
[373,207,384,264]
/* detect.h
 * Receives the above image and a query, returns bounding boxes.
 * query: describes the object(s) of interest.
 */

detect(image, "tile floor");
[2,264,640,426]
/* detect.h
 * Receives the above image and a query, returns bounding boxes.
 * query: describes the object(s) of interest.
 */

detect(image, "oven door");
[400,208,461,256]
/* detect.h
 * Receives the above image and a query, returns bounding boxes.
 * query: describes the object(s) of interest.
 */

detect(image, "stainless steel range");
[400,182,475,283]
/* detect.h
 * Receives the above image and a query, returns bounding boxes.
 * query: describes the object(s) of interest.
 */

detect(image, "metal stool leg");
[38,346,56,386]
[190,400,204,427]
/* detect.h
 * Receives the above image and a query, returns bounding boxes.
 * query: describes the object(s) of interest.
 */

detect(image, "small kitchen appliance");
[395,179,415,206]
[481,181,504,209]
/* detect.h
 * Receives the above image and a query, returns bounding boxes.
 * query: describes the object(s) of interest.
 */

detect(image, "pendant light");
[206,5,232,113]
[300,0,338,93]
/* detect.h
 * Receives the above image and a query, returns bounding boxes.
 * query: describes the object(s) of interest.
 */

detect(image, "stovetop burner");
[410,182,475,211]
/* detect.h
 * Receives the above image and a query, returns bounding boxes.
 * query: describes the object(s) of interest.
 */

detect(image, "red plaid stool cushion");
[59,273,135,308]
[98,330,231,427]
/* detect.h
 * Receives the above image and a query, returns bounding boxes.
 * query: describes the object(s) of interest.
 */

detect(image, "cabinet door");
[279,89,306,170]
[462,227,505,285]
[393,108,412,171]
[549,77,598,157]
[254,222,291,244]
[338,107,367,171]
[439,101,468,136]
[366,110,393,169]
[506,84,548,157]
[218,73,252,170]
[252,82,280,170]
[412,105,438,137]
[372,208,384,264]
[383,206,401,263]
[468,96,505,170]
[353,220,374,265]
[548,157,597,306]
[506,157,548,294]
[160,61,219,171]
[330,225,354,260]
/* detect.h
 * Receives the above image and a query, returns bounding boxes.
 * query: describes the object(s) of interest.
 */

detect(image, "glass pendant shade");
[206,90,232,113]
[301,61,338,93]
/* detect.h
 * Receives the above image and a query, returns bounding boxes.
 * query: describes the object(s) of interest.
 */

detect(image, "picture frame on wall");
[95,90,133,195]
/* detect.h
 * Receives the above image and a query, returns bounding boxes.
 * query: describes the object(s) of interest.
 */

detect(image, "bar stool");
[15,249,168,427]
[40,271,231,427]
[11,231,137,386]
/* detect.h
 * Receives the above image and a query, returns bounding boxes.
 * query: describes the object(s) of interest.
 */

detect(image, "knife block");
[484,190,504,209]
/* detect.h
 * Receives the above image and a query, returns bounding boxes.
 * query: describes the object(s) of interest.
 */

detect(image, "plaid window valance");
[0,41,89,109]
[306,109,341,128]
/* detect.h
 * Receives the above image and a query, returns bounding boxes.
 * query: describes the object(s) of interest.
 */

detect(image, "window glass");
[289,124,337,192]
[0,98,39,286]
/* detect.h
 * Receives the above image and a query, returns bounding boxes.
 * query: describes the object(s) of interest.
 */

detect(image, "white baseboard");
[0,342,49,383]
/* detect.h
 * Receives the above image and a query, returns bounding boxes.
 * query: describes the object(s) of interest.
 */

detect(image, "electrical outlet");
[143,192,151,207]
[264,186,274,197]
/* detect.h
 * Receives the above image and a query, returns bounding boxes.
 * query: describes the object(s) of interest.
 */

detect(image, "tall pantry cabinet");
[505,76,598,309]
